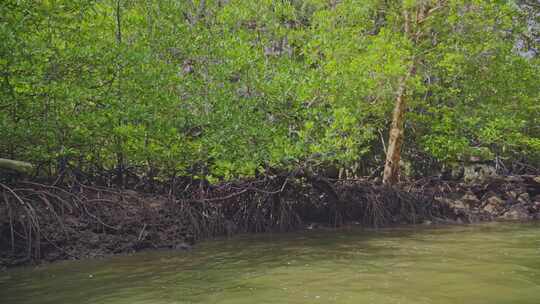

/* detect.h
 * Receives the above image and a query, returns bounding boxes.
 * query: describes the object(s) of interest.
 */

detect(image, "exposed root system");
[1,174,539,268]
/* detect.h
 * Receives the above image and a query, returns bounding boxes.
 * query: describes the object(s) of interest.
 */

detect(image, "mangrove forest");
[1,0,540,303]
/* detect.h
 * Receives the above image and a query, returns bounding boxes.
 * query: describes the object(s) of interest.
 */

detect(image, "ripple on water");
[1,222,540,304]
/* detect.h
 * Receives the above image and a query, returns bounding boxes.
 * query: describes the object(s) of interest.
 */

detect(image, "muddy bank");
[1,174,539,268]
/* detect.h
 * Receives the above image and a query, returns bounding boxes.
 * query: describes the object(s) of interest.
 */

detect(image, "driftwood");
[0,158,34,174]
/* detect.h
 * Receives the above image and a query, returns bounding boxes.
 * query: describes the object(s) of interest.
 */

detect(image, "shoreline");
[1,174,539,269]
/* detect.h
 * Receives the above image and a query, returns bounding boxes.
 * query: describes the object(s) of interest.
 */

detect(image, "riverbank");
[1,174,539,268]
[3,222,539,304]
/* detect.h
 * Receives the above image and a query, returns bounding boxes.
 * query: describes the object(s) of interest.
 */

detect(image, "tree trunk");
[382,76,408,185]
[0,158,34,174]
[115,0,125,188]
[382,7,417,186]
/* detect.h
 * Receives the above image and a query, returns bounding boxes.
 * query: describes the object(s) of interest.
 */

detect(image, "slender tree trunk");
[382,1,442,185]
[382,76,408,185]
[383,9,414,185]
[115,0,125,188]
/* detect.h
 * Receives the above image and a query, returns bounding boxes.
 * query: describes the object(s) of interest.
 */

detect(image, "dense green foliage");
[1,0,538,182]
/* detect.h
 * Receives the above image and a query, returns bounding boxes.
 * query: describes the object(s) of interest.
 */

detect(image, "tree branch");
[0,158,34,174]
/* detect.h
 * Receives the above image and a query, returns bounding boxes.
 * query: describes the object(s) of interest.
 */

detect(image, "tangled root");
[1,176,442,265]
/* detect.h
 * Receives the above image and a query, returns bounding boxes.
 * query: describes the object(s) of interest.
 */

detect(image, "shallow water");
[1,222,540,304]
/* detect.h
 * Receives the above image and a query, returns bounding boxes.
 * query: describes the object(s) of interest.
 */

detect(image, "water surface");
[1,222,540,304]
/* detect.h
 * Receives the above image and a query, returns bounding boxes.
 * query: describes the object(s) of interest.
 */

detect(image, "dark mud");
[1,174,539,269]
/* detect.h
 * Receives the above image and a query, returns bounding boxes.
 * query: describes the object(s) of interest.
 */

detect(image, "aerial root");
[1,176,440,265]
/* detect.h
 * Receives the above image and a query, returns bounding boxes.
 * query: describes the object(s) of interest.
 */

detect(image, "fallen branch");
[0,158,34,175]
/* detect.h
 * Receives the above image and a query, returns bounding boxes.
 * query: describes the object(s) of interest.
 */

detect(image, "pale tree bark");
[382,9,414,186]
[382,2,437,185]
[382,74,410,185]
[0,158,34,174]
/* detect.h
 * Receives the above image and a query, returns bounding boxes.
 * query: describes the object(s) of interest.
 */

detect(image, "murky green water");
[1,223,540,304]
